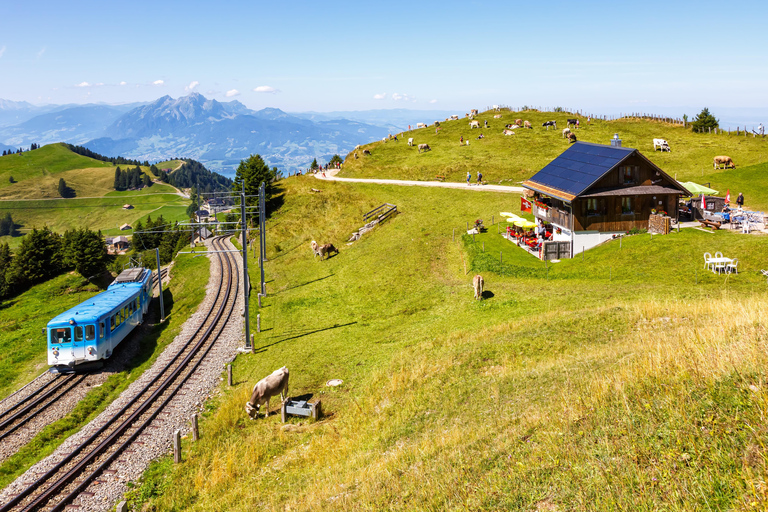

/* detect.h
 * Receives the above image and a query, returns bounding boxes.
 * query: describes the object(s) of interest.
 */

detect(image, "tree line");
[2,143,41,156]
[114,166,152,191]
[0,227,110,301]
[131,215,191,267]
[65,144,148,167]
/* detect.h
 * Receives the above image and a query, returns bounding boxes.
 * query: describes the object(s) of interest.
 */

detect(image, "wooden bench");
[699,220,721,230]
[435,175,446,182]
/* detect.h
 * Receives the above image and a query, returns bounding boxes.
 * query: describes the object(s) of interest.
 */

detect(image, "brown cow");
[314,242,338,260]
[418,143,431,153]
[713,155,735,169]
[567,132,577,143]
[473,275,484,300]
[245,367,289,419]
[524,120,531,129]
[363,149,371,156]
[515,118,523,126]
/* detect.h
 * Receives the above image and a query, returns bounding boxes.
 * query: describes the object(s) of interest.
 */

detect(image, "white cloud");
[0,46,5,58]
[119,81,127,86]
[95,82,104,86]
[153,79,164,86]
[392,93,402,100]
[75,81,91,87]
[225,89,240,97]
[429,99,437,104]
[253,85,278,93]
[186,81,199,91]
[37,47,46,59]
[373,93,387,100]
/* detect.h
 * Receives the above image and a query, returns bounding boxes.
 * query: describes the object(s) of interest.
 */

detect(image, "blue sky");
[1,0,767,122]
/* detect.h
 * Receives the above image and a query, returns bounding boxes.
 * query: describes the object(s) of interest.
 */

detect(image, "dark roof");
[523,141,690,201]
[524,142,635,200]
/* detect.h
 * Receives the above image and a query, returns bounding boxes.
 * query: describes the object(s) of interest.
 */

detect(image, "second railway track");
[0,236,244,512]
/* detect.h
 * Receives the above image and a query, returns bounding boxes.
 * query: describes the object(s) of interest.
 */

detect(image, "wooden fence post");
[257,314,261,333]
[192,413,199,441]
[227,363,233,386]
[116,502,128,512]
[173,430,182,463]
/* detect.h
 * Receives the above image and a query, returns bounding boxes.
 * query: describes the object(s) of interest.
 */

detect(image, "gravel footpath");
[0,239,245,511]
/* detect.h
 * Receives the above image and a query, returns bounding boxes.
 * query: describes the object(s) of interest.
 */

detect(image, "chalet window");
[621,197,634,214]
[620,166,639,185]
[584,198,605,216]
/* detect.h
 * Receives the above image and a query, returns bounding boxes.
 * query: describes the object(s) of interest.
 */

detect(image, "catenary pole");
[241,185,251,351]
[259,182,266,295]
[155,248,165,322]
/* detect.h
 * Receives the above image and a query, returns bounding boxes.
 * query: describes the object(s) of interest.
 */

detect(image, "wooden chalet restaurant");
[519,138,691,259]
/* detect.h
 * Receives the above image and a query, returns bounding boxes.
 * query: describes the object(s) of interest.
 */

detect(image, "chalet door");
[543,241,571,260]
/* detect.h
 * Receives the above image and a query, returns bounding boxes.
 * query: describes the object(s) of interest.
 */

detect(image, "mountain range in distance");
[0,94,458,176]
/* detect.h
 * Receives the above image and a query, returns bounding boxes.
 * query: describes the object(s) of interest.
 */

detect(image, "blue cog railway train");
[46,267,153,372]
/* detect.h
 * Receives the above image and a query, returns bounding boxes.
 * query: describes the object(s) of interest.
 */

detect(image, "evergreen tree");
[2,150,5,156]
[132,220,145,250]
[232,155,278,217]
[7,227,63,287]
[58,178,67,197]
[0,242,11,299]
[329,154,342,166]
[310,158,319,170]
[691,107,719,133]
[0,213,15,236]
[114,167,121,190]
[142,173,152,188]
[8,176,14,183]
[63,228,109,279]
[150,164,160,177]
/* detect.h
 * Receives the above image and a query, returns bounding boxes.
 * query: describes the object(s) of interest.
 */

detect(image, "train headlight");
[87,346,96,355]
[52,348,59,357]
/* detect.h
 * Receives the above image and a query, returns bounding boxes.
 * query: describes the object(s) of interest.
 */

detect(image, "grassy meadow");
[341,109,768,193]
[0,251,211,487]
[0,143,189,248]
[126,177,768,511]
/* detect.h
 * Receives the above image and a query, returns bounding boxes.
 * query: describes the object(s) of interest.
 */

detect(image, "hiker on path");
[467,172,471,186]
[477,172,483,185]
[737,192,744,209]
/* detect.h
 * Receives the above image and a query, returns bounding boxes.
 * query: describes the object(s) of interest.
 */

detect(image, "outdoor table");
[708,257,733,274]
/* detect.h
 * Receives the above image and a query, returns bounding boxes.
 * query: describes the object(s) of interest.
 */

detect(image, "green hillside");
[128,177,768,511]
[0,143,112,192]
[342,110,768,197]
[0,143,190,248]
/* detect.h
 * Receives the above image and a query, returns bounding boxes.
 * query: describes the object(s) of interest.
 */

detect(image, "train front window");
[86,325,95,341]
[74,326,83,342]
[50,328,71,344]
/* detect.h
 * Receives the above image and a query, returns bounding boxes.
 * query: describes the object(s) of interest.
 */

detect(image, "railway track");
[152,267,168,289]
[0,265,171,456]
[0,237,239,512]
[0,374,86,443]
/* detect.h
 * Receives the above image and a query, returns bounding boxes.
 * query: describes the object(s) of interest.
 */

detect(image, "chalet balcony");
[532,203,570,228]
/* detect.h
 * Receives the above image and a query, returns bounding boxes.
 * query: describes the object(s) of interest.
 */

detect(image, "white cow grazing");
[417,122,427,128]
[418,143,431,153]
[450,115,459,120]
[470,120,480,129]
[245,367,289,419]
[354,145,361,150]
[503,129,515,136]
[494,114,502,119]
[524,120,531,129]
[473,274,484,300]
[408,138,414,146]
[562,127,571,138]
[653,138,671,152]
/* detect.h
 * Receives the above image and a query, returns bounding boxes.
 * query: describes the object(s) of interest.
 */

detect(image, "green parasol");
[679,182,718,195]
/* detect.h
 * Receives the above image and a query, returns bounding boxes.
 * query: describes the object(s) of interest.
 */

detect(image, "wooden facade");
[524,144,689,234]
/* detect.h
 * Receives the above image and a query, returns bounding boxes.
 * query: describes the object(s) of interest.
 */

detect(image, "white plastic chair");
[726,258,738,274]
[714,251,723,259]
[703,252,712,270]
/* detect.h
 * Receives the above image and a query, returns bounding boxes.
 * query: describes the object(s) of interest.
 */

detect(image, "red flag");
[701,194,706,210]
[725,189,730,204]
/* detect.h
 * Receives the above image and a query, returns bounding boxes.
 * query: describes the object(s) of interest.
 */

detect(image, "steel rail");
[0,237,236,512]
[0,375,84,442]
[52,241,239,511]
[0,376,63,425]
